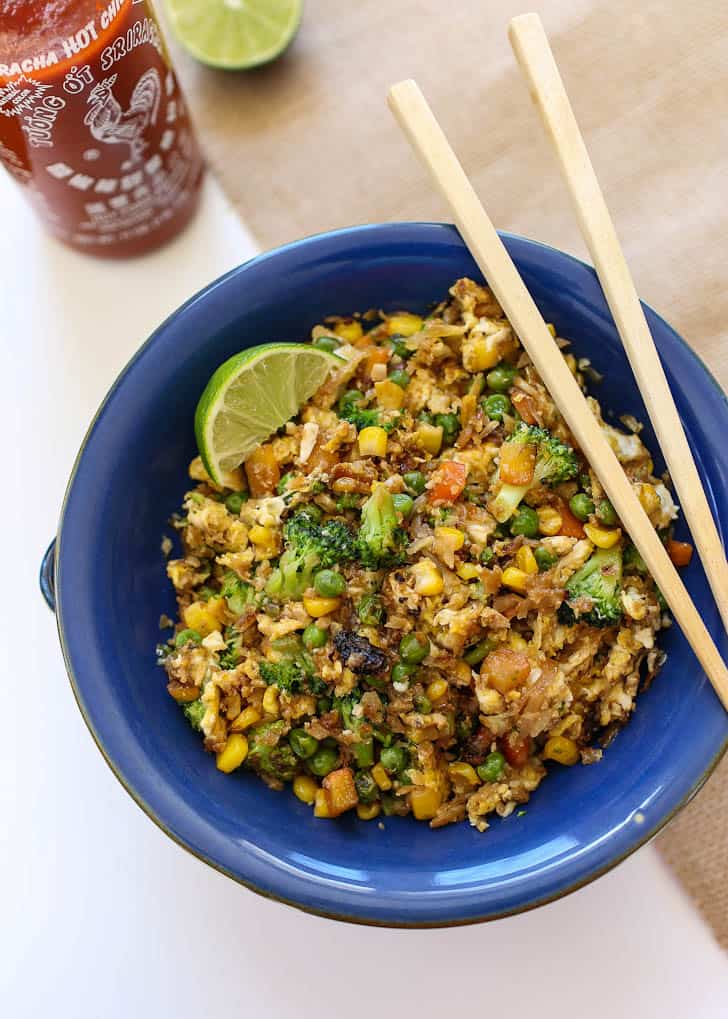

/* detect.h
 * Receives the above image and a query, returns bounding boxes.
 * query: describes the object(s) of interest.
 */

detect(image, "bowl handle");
[40,539,57,612]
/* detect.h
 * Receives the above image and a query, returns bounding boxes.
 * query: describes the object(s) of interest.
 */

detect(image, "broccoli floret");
[265,508,357,600]
[337,390,398,433]
[623,542,648,575]
[491,423,579,522]
[247,721,298,782]
[259,636,326,694]
[357,486,407,568]
[220,570,255,615]
[559,546,623,627]
[182,698,206,731]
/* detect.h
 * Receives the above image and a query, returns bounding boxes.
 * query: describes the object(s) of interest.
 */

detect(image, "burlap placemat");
[163,0,728,944]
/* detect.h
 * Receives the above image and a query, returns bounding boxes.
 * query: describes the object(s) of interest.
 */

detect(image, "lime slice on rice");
[165,0,303,70]
[194,342,341,484]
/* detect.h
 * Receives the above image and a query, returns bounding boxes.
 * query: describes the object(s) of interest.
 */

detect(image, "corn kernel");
[537,505,563,536]
[262,685,280,717]
[168,683,201,703]
[387,312,423,337]
[415,422,443,455]
[303,594,341,618]
[434,526,465,551]
[564,353,578,375]
[501,566,529,594]
[453,659,473,684]
[457,562,480,581]
[375,379,405,410]
[230,706,262,732]
[410,787,442,820]
[448,761,480,789]
[358,426,388,457]
[216,734,249,773]
[371,763,392,790]
[334,319,363,343]
[462,334,501,372]
[356,802,381,821]
[546,322,557,337]
[508,633,529,651]
[313,788,331,818]
[412,559,444,596]
[249,525,274,546]
[637,482,660,516]
[426,678,449,704]
[515,545,539,575]
[583,523,622,549]
[182,597,227,637]
[293,775,318,804]
[543,735,580,766]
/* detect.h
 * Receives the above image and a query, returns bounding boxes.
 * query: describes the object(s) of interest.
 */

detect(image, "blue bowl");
[46,223,728,926]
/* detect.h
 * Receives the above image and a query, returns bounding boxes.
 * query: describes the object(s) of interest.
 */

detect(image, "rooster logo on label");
[84,68,161,165]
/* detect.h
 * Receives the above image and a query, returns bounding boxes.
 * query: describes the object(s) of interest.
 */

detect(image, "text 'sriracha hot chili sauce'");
[0,0,204,257]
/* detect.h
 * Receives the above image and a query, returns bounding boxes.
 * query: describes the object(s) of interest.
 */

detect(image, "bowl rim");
[52,221,728,927]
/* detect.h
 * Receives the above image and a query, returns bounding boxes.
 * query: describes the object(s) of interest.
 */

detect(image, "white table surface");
[2,170,727,1017]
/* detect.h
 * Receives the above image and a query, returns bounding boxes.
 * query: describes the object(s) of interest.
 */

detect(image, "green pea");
[486,364,517,393]
[302,624,327,649]
[317,695,332,713]
[308,746,339,777]
[225,491,248,515]
[352,739,375,769]
[403,470,426,495]
[380,745,409,774]
[355,770,379,804]
[482,393,512,421]
[435,412,460,447]
[314,569,345,598]
[480,547,494,565]
[398,633,430,664]
[312,335,340,353]
[477,751,505,783]
[175,628,202,648]
[389,369,411,389]
[463,638,496,666]
[414,694,432,714]
[392,493,414,517]
[569,493,595,522]
[596,499,618,526]
[510,505,539,538]
[289,728,319,759]
[534,546,557,572]
[391,661,417,685]
[276,472,293,495]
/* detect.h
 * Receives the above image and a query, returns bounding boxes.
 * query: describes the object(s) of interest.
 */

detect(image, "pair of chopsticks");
[387,13,728,709]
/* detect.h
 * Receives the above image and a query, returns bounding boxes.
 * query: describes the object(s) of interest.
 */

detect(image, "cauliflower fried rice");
[159,278,686,831]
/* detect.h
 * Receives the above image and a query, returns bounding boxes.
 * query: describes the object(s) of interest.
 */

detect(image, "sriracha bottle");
[0,0,204,257]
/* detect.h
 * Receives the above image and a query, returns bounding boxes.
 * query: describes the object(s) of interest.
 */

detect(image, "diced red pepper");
[666,539,693,567]
[499,441,536,486]
[428,460,468,504]
[557,498,586,538]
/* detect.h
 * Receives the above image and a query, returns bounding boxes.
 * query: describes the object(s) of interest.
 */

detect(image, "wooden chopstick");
[387,78,728,710]
[508,11,728,636]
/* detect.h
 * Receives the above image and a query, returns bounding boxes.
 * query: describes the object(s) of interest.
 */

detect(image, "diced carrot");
[499,441,536,486]
[480,648,531,695]
[245,444,280,498]
[511,390,539,425]
[364,346,390,375]
[557,498,586,538]
[322,767,359,817]
[428,460,468,503]
[666,539,693,567]
[500,731,532,768]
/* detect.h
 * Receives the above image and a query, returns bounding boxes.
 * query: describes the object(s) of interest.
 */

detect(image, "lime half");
[195,343,341,484]
[165,0,303,70]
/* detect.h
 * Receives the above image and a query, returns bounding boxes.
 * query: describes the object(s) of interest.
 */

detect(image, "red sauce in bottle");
[0,0,204,257]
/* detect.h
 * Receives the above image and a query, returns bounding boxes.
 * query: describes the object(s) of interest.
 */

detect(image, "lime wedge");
[195,343,341,484]
[165,0,303,70]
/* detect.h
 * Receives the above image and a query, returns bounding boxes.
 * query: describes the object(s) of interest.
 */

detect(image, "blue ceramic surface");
[53,223,728,926]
